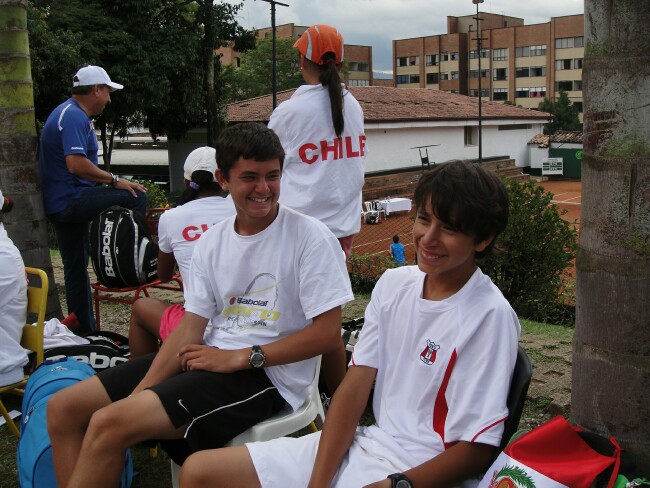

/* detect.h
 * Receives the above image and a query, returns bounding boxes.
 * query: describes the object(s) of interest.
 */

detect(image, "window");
[555,59,573,70]
[234,57,241,68]
[396,56,408,67]
[573,80,582,91]
[516,67,530,78]
[493,48,508,61]
[409,56,419,66]
[556,36,584,49]
[555,80,573,91]
[481,49,490,58]
[396,74,419,84]
[515,87,530,98]
[574,58,583,69]
[469,89,489,97]
[493,68,508,81]
[531,45,547,56]
[482,69,489,78]
[426,54,439,66]
[530,66,546,77]
[426,72,439,84]
[464,126,475,146]
[440,52,449,61]
[498,124,532,130]
[469,70,479,78]
[573,101,583,112]
[493,88,508,101]
[349,62,370,72]
[529,86,546,98]
[348,79,370,87]
[440,72,449,80]
[450,52,460,61]
[469,50,479,59]
[516,46,529,57]
[451,71,460,80]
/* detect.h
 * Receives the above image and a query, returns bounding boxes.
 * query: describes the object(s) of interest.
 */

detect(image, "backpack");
[90,206,157,288]
[17,357,134,488]
[43,331,130,372]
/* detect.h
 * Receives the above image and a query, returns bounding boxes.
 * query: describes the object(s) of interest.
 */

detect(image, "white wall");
[364,120,545,173]
[529,145,549,169]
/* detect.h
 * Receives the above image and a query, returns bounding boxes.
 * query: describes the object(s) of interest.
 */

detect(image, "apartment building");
[217,23,373,87]
[393,13,584,114]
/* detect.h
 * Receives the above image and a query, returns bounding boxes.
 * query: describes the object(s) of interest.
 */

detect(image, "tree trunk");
[573,0,650,474]
[0,0,62,319]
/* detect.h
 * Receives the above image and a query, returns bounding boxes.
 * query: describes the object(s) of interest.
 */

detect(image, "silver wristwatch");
[248,345,266,369]
[110,173,120,186]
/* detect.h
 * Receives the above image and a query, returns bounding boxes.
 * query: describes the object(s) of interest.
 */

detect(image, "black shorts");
[97,353,285,459]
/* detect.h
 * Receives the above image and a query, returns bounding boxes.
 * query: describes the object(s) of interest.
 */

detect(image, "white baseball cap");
[183,147,218,181]
[73,65,123,91]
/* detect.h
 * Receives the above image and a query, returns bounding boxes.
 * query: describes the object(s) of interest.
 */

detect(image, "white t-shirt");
[246,265,520,488]
[0,224,28,387]
[157,196,235,286]
[184,205,353,410]
[269,84,366,238]
[351,266,521,467]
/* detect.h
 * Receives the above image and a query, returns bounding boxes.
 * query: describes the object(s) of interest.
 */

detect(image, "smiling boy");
[47,122,353,488]
[179,160,521,488]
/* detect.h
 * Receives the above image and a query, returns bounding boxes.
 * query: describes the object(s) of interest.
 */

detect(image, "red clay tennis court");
[351,179,582,264]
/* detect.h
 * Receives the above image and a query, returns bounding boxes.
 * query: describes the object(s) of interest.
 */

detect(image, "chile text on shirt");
[298,135,366,164]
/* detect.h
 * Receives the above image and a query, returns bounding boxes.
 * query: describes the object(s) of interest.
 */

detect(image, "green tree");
[224,36,303,102]
[573,0,650,473]
[537,90,581,135]
[480,179,578,325]
[27,0,254,151]
[0,0,61,318]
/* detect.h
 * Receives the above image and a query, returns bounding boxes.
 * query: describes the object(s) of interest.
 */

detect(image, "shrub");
[133,179,169,209]
[347,253,395,294]
[480,178,578,326]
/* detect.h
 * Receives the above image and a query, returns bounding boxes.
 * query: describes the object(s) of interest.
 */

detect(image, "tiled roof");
[528,130,583,147]
[227,86,551,124]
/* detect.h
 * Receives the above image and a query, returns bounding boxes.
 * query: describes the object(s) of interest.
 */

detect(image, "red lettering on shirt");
[320,139,339,161]
[299,143,318,164]
[182,223,210,241]
[298,134,366,164]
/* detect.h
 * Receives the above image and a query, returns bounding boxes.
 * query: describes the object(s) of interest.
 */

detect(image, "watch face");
[249,346,265,368]
[250,352,264,368]
[395,480,412,488]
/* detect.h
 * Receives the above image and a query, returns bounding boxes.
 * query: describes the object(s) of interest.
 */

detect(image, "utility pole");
[258,0,290,109]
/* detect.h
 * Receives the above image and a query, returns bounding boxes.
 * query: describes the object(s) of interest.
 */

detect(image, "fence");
[353,208,415,264]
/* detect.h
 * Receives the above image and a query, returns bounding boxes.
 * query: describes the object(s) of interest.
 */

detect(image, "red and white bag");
[479,416,622,488]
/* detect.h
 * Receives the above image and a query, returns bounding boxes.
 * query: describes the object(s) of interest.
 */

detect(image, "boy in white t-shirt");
[47,123,353,488]
[179,160,521,488]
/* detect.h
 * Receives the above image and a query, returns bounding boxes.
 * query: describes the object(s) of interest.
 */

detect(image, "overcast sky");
[224,0,584,73]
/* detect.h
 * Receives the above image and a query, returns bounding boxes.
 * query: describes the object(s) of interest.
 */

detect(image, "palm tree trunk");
[573,0,650,473]
[0,0,62,318]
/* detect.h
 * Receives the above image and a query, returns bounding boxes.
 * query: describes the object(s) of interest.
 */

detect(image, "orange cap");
[294,24,344,65]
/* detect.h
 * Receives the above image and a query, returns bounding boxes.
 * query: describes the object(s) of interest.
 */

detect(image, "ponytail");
[317,53,345,137]
[179,170,223,205]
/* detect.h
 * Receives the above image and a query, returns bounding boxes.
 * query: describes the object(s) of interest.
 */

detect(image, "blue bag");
[16,357,133,487]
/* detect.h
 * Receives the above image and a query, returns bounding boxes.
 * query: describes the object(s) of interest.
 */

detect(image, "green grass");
[520,318,574,340]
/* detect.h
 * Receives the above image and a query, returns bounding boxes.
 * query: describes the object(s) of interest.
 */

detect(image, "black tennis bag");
[91,206,157,288]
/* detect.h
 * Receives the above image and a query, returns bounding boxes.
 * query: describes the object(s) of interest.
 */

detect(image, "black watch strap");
[387,472,413,488]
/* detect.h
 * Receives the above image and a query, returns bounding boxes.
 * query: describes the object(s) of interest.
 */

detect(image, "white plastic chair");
[171,355,325,487]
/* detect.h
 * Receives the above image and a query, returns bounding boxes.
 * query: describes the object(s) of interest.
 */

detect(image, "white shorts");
[246,426,409,488]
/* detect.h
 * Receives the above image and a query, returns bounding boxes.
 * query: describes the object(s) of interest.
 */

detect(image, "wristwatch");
[110,173,120,186]
[387,473,413,488]
[248,345,266,369]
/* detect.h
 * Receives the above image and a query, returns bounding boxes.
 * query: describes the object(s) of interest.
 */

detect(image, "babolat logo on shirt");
[222,295,280,327]
[102,217,116,277]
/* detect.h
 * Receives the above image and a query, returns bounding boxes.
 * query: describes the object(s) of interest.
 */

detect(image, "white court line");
[551,200,581,206]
